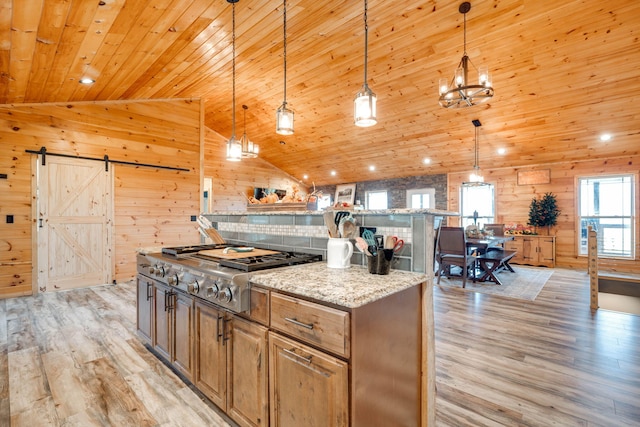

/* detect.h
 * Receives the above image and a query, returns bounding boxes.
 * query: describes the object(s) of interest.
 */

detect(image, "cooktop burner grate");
[218,252,322,272]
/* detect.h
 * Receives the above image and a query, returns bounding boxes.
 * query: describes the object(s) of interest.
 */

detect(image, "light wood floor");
[0,268,638,426]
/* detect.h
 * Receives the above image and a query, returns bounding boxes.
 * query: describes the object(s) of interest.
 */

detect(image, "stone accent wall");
[317,174,447,209]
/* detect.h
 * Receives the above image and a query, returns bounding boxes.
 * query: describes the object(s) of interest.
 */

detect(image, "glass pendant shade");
[226,136,241,161]
[469,168,484,183]
[276,102,294,135]
[239,104,258,158]
[354,84,377,127]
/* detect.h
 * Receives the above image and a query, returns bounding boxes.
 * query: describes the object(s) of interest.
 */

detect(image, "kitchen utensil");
[362,229,376,247]
[341,219,357,240]
[324,211,338,238]
[392,239,405,253]
[355,237,371,256]
[374,234,384,249]
[334,211,351,237]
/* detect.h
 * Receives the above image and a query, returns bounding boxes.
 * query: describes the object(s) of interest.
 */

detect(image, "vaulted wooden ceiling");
[2,0,639,185]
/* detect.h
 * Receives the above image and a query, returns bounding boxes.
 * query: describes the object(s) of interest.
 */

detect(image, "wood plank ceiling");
[2,0,639,185]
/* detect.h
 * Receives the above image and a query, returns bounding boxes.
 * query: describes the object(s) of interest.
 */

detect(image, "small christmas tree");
[528,192,560,233]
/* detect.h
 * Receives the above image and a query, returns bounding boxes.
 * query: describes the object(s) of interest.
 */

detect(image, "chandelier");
[240,105,259,158]
[226,0,242,162]
[463,119,490,186]
[276,0,294,135]
[439,2,494,108]
[354,0,377,127]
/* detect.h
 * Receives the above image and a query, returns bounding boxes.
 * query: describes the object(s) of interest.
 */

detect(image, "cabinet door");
[521,237,536,264]
[195,300,227,410]
[173,292,194,380]
[538,237,556,267]
[504,238,523,264]
[227,317,269,427]
[153,283,173,361]
[136,274,154,344]
[269,332,348,427]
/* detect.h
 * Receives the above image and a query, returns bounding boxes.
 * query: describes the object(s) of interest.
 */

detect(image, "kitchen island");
[249,263,429,426]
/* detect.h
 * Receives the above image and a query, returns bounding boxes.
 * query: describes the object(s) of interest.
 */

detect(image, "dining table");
[466,235,516,284]
[466,235,514,255]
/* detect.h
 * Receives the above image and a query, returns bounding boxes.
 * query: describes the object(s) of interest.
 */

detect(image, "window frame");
[576,173,635,259]
[459,183,496,229]
[365,190,388,210]
[406,188,435,209]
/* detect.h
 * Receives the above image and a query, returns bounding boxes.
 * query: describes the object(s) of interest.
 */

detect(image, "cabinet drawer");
[270,293,350,358]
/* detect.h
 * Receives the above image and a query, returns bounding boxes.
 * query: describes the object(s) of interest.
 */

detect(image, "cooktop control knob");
[219,287,233,303]
[154,264,165,277]
[167,274,178,286]
[187,281,200,294]
[206,283,219,298]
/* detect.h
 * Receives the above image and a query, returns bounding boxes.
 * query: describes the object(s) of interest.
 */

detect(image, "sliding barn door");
[36,156,114,292]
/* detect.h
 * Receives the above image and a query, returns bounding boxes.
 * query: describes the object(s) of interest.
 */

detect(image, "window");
[460,184,495,228]
[366,190,388,209]
[578,175,634,258]
[406,188,435,209]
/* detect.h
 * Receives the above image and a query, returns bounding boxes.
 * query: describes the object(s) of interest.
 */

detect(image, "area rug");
[436,265,554,301]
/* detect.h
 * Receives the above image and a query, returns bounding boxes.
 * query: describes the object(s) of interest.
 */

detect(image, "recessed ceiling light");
[423,158,431,165]
[599,133,612,142]
[79,77,95,84]
[497,148,506,155]
[369,165,375,171]
[330,170,336,176]
[303,174,308,180]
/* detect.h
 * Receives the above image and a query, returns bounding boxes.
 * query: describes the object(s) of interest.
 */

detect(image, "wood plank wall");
[0,98,202,297]
[203,127,306,211]
[0,98,306,298]
[446,156,640,274]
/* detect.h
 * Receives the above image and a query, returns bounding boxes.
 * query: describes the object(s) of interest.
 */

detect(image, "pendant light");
[439,2,494,108]
[276,0,294,135]
[463,119,490,186]
[354,0,377,127]
[226,0,242,162]
[240,105,259,158]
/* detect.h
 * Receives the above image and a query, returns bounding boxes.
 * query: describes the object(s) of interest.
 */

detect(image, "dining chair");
[435,226,477,288]
[484,223,505,236]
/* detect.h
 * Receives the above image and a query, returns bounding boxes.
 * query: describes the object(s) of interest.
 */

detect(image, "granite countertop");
[250,262,427,309]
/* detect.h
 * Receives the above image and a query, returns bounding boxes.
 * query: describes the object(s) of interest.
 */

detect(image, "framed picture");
[334,183,356,206]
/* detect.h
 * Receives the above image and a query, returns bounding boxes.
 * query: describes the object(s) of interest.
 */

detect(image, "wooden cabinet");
[228,316,269,427]
[270,293,350,358]
[153,282,173,361]
[136,274,154,344]
[505,235,556,267]
[195,300,268,427]
[269,332,348,427]
[152,282,195,380]
[173,292,195,380]
[269,286,422,427]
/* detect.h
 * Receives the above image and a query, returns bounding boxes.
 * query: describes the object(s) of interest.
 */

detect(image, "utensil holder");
[367,249,394,275]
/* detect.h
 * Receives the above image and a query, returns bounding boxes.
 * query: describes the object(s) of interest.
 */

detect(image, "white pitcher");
[327,238,353,269]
